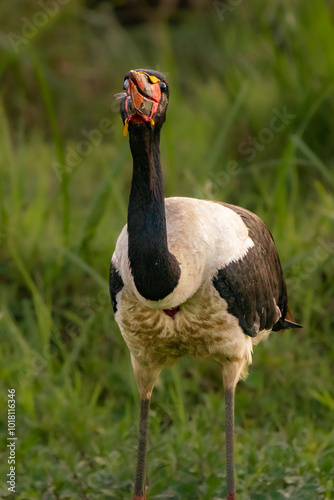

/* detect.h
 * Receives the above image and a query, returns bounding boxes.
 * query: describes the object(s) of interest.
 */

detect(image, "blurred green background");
[0,1,334,499]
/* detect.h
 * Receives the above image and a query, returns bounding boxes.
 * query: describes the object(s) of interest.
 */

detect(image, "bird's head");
[114,69,169,135]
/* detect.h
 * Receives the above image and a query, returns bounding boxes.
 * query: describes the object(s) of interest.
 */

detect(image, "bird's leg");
[222,359,244,500]
[133,398,150,500]
[225,387,236,500]
[131,356,161,500]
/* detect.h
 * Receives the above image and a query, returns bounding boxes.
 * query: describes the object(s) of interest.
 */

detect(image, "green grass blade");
[28,48,69,244]
[206,82,249,172]
[8,239,52,346]
[291,134,334,187]
[55,245,108,289]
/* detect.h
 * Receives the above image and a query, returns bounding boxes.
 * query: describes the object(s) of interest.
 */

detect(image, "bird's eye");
[159,81,167,91]
[123,79,129,90]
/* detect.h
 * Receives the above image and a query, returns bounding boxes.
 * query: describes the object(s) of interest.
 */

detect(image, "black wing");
[213,202,301,337]
[109,263,124,313]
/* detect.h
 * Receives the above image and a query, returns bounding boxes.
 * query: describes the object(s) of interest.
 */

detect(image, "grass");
[0,1,334,499]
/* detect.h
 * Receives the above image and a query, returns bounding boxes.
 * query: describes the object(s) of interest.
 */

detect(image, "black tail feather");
[281,318,303,329]
[272,318,303,331]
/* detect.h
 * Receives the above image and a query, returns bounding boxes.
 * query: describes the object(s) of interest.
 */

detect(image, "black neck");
[127,123,180,301]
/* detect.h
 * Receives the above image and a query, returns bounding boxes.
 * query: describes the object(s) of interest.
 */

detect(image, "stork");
[110,69,301,500]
